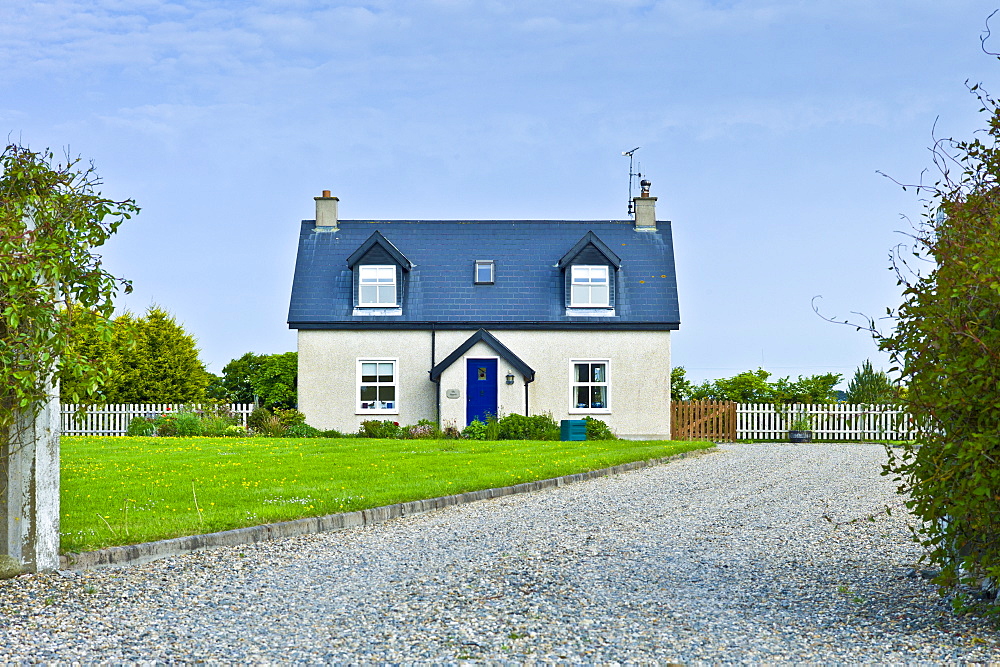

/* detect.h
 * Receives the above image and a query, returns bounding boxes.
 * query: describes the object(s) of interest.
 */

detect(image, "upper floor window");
[570,265,609,307]
[474,260,495,284]
[358,265,397,307]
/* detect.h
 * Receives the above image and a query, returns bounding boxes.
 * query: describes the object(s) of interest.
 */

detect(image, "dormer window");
[347,231,412,314]
[558,231,621,313]
[359,265,397,306]
[474,260,495,284]
[570,265,609,307]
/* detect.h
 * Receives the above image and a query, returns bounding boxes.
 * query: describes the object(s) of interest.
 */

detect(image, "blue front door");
[466,359,498,425]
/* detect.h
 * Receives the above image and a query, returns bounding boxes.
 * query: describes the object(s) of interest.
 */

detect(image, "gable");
[346,231,412,271]
[557,231,622,270]
[353,243,397,266]
[429,329,535,383]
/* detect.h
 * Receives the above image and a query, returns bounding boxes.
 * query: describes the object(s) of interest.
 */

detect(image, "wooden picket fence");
[672,401,918,442]
[671,400,737,442]
[60,404,256,436]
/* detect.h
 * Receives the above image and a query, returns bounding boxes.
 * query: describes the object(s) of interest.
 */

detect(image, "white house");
[288,184,680,439]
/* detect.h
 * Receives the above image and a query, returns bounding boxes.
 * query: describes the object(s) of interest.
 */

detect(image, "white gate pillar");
[0,384,60,573]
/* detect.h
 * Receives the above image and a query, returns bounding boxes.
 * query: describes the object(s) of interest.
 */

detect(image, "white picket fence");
[737,403,917,441]
[60,404,256,436]
[60,401,916,440]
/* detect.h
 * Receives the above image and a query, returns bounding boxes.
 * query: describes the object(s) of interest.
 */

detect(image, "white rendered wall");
[297,330,435,433]
[298,329,672,439]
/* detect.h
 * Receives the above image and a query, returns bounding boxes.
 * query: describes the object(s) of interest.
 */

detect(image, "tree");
[1,144,136,572]
[218,351,297,408]
[670,366,693,401]
[60,306,210,403]
[874,80,1000,599]
[686,369,842,404]
[124,307,210,402]
[691,369,776,402]
[772,372,843,404]
[844,360,896,404]
[253,352,297,409]
[205,372,227,400]
[219,352,267,403]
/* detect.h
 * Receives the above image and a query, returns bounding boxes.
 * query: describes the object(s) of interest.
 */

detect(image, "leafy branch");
[0,144,137,430]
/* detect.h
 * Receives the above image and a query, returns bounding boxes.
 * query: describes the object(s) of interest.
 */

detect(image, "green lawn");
[61,436,712,553]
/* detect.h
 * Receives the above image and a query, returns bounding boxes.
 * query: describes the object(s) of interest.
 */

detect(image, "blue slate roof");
[287,219,680,330]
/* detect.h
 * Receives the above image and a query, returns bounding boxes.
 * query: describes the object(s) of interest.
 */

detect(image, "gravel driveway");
[1,443,998,663]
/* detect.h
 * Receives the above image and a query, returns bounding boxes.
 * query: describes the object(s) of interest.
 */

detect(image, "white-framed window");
[474,260,495,284]
[357,359,398,413]
[358,265,397,307]
[570,360,610,412]
[570,265,609,307]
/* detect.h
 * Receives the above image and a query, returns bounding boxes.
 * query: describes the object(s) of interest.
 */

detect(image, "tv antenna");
[622,147,642,217]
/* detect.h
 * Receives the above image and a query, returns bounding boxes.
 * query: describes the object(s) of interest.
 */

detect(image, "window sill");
[353,308,402,316]
[569,409,611,415]
[356,410,399,415]
[566,308,615,317]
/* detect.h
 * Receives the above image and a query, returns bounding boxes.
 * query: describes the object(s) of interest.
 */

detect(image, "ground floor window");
[357,359,397,413]
[571,360,610,412]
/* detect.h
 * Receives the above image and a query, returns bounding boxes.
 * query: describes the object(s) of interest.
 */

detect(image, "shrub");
[531,413,561,441]
[201,415,237,437]
[126,416,156,437]
[154,412,178,437]
[484,413,501,440]
[286,423,321,438]
[583,416,616,440]
[874,82,1000,601]
[359,419,402,439]
[462,419,487,440]
[172,411,204,437]
[497,414,533,440]
[224,425,247,436]
[247,406,272,433]
[258,414,287,437]
[321,429,345,438]
[273,408,306,428]
[496,413,559,440]
[406,419,438,439]
[786,413,812,432]
[441,420,462,439]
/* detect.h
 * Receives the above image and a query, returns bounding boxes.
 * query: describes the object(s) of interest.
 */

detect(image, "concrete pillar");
[0,384,60,573]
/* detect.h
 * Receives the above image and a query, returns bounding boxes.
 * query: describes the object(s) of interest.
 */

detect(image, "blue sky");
[2,1,996,386]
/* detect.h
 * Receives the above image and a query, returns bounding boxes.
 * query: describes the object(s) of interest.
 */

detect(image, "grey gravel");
[2,443,998,663]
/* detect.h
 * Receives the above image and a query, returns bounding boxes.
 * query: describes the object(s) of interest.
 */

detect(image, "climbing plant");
[876,81,1000,605]
[0,144,137,426]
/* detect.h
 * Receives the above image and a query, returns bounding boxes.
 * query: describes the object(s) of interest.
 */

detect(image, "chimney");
[632,179,656,230]
[315,190,339,229]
